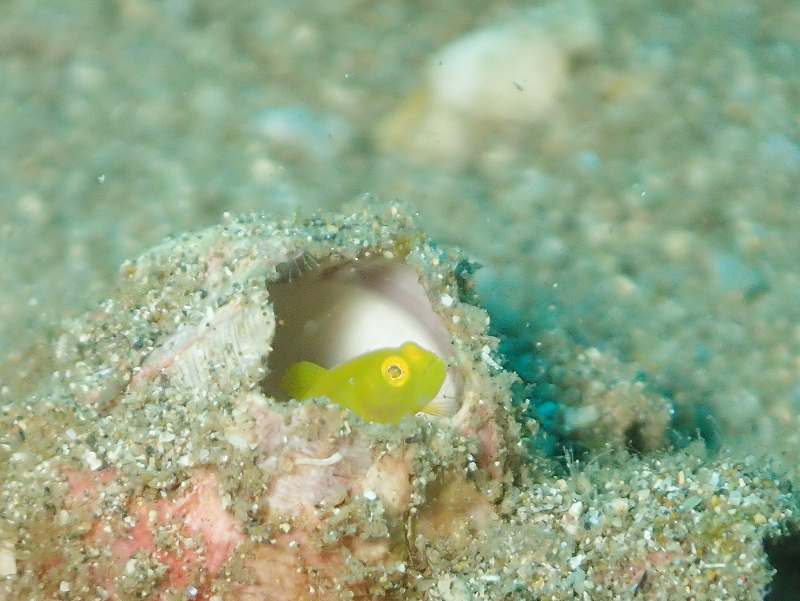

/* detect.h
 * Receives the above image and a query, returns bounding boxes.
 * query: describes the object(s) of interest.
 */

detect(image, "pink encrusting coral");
[53,393,502,600]
[65,469,243,600]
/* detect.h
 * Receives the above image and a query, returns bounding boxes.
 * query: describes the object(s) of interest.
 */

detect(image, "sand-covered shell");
[0,202,520,600]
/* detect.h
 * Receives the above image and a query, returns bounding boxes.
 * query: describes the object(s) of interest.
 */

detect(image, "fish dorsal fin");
[282,361,327,400]
[421,395,459,418]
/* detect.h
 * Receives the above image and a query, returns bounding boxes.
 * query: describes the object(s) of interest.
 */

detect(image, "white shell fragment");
[134,295,275,392]
[377,0,601,164]
[431,0,599,123]
[430,22,566,124]
[0,545,16,578]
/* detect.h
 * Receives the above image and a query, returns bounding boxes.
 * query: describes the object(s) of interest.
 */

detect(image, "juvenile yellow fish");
[281,342,452,424]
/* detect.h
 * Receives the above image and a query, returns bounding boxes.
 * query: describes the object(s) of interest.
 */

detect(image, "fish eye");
[381,356,409,387]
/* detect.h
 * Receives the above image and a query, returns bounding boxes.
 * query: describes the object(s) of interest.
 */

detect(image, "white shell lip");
[262,258,459,410]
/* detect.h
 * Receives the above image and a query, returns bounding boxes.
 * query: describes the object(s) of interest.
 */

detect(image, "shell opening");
[261,258,459,408]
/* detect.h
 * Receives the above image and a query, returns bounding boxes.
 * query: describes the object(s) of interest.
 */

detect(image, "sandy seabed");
[1,1,799,599]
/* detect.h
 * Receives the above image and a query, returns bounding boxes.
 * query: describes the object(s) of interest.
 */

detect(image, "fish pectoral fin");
[420,395,459,418]
[282,361,327,400]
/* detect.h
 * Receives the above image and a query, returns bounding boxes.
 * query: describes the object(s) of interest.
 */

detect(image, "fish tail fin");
[282,361,327,400]
[421,395,459,418]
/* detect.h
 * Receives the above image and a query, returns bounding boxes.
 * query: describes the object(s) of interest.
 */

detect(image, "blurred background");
[1,0,799,472]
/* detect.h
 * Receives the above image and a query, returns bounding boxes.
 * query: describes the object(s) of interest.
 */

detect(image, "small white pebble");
[125,558,137,575]
[84,450,102,471]
[279,522,292,533]
[225,431,250,450]
[702,562,727,569]
[569,554,586,569]
[440,293,454,307]
[568,501,584,518]
[59,581,71,593]
[481,345,502,370]
[0,546,16,577]
[608,498,629,515]
[9,452,27,463]
[294,451,343,467]
[363,489,377,501]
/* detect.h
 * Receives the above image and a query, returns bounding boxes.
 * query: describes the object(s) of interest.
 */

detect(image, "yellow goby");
[281,342,453,424]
